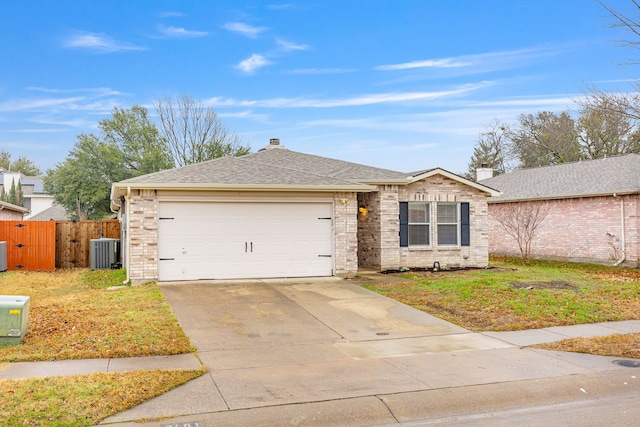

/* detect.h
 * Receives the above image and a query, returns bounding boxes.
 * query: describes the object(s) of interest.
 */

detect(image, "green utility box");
[0,296,30,346]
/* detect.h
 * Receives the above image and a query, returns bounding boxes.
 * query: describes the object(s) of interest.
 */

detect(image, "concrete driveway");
[158,278,511,409]
[106,277,640,426]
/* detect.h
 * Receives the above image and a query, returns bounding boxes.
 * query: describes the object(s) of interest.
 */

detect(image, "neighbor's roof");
[480,153,640,203]
[0,200,29,214]
[29,204,69,220]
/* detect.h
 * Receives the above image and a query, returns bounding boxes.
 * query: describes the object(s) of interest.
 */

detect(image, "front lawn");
[363,256,640,332]
[0,269,194,362]
[0,269,202,426]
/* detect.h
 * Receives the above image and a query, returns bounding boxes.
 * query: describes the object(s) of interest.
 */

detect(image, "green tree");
[154,94,250,167]
[7,179,17,205]
[0,151,41,175]
[16,180,23,206]
[44,106,173,220]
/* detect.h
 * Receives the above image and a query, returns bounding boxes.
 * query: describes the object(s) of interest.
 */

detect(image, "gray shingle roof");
[243,148,409,181]
[480,153,640,202]
[119,155,371,188]
[120,147,410,187]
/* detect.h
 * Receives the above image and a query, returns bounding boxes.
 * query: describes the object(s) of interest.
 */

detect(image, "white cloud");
[26,87,126,97]
[377,45,572,73]
[377,58,471,71]
[0,97,86,112]
[276,38,309,51]
[222,22,267,38]
[157,25,208,38]
[62,31,145,53]
[236,54,271,73]
[209,83,487,108]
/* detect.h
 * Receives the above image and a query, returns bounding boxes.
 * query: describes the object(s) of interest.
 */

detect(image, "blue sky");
[0,0,636,175]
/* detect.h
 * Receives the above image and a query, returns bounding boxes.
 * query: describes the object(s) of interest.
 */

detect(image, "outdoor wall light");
[359,207,368,217]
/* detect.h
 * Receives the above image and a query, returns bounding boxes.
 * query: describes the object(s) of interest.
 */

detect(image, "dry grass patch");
[0,368,208,427]
[534,333,640,359]
[0,269,194,362]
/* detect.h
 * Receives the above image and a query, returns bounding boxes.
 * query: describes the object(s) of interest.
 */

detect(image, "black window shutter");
[399,202,408,247]
[461,202,470,246]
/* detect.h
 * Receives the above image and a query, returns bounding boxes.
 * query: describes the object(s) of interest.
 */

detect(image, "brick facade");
[358,175,491,270]
[127,189,159,283]
[489,194,640,267]
[333,192,358,275]
[0,209,24,220]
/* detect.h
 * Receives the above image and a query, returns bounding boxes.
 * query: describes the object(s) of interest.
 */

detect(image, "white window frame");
[408,202,430,247]
[436,202,460,246]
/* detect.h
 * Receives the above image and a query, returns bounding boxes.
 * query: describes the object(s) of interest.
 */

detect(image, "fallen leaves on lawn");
[534,333,640,359]
[0,270,194,362]
[0,368,208,427]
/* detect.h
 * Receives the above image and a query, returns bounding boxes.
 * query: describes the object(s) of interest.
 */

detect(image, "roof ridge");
[236,154,368,183]
[243,147,407,176]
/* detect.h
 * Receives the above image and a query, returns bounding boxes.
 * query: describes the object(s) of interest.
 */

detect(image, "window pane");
[409,203,429,223]
[438,224,458,245]
[409,224,429,245]
[437,203,457,223]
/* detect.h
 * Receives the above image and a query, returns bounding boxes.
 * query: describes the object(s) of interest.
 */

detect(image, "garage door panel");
[158,202,333,281]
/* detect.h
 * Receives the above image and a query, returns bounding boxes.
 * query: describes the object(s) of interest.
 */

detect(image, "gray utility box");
[0,242,6,272]
[0,296,30,346]
[90,238,119,270]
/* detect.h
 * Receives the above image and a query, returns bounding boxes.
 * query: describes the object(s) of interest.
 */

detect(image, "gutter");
[612,193,626,267]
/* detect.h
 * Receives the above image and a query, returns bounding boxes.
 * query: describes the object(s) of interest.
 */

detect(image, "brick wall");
[488,194,639,267]
[398,175,490,269]
[334,192,358,274]
[0,209,24,220]
[127,189,158,283]
[357,176,490,271]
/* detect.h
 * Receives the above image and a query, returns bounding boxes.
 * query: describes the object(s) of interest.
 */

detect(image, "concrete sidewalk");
[0,278,639,426]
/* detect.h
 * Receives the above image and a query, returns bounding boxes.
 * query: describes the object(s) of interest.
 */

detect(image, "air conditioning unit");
[90,238,119,270]
[0,242,6,272]
[0,295,30,346]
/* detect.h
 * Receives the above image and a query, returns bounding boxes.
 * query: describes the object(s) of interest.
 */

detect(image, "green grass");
[364,256,640,331]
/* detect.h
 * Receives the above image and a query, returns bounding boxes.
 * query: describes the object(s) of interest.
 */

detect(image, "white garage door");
[157,202,334,281]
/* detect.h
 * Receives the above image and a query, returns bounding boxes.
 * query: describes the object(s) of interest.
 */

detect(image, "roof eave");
[488,189,640,203]
[110,182,375,210]
[409,168,501,196]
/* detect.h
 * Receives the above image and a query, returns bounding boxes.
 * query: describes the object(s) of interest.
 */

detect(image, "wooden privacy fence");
[0,220,121,271]
[0,221,56,271]
[56,220,120,269]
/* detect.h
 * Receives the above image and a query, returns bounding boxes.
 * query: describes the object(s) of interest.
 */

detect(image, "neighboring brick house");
[110,139,498,283]
[0,200,30,220]
[479,154,640,267]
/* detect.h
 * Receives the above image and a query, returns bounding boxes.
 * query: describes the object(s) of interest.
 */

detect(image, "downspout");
[123,187,131,284]
[612,193,626,266]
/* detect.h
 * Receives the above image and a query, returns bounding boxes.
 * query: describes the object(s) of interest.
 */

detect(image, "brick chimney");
[263,138,285,150]
[476,163,494,181]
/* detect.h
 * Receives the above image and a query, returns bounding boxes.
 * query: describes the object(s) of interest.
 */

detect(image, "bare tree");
[509,111,583,168]
[154,94,250,167]
[577,98,640,157]
[492,202,550,263]
[467,119,514,178]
